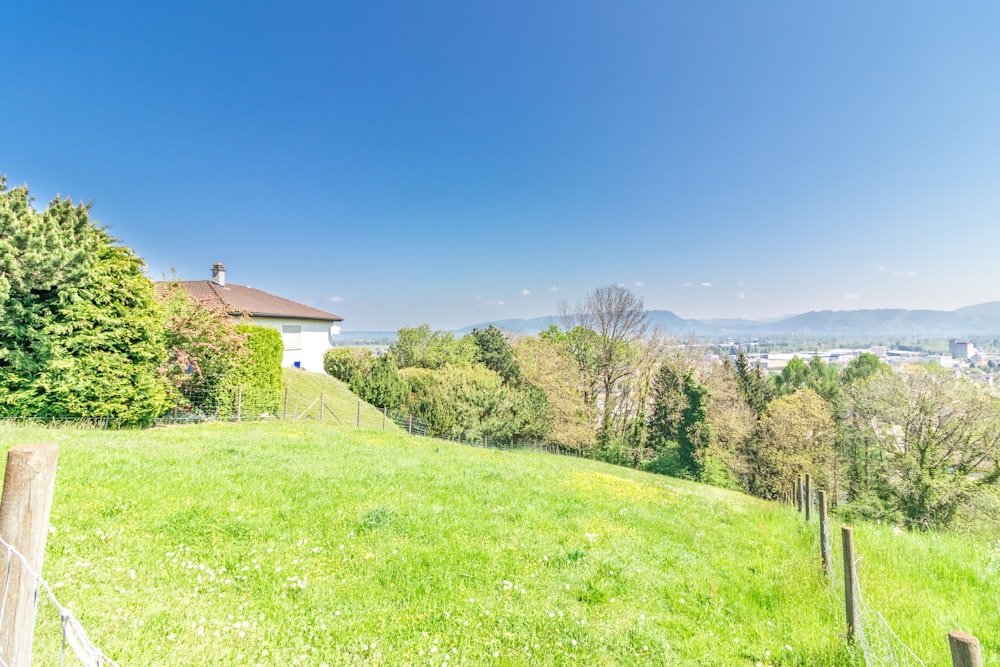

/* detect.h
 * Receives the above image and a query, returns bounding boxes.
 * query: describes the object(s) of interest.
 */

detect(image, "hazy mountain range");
[340,302,1000,342]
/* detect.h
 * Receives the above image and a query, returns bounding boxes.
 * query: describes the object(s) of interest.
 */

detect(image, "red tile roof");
[175,281,343,323]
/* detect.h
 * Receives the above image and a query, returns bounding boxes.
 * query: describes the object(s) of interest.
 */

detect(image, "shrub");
[324,347,374,382]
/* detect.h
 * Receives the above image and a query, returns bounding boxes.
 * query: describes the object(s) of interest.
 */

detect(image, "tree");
[744,388,836,499]
[390,324,477,370]
[560,285,650,438]
[841,367,1000,529]
[352,353,406,410]
[470,325,520,384]
[323,347,375,383]
[516,335,596,451]
[0,182,168,423]
[399,364,551,443]
[774,356,810,395]
[733,351,772,416]
[841,352,889,385]
[158,280,249,414]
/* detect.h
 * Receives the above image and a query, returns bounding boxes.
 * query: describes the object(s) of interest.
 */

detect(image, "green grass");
[281,368,401,431]
[0,422,995,665]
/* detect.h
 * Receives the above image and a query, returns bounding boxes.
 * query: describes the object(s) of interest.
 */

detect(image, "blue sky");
[3,1,999,331]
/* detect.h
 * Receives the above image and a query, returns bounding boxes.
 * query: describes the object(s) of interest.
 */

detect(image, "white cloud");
[700,282,712,288]
[681,282,692,288]
[327,296,345,303]
[844,292,862,301]
[485,300,505,307]
[878,265,917,278]
[634,281,644,288]
[550,286,559,292]
[522,289,532,296]
[736,290,746,299]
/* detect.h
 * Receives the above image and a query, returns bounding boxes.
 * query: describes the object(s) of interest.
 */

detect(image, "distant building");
[169,263,343,372]
[949,339,975,359]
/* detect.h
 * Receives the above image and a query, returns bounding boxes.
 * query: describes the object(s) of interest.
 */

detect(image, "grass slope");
[281,368,400,432]
[0,422,994,666]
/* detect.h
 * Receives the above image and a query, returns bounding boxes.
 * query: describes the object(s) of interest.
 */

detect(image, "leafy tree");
[391,324,477,369]
[399,364,551,442]
[841,367,1000,529]
[158,280,249,414]
[351,353,406,410]
[559,285,650,438]
[470,325,520,384]
[323,347,375,383]
[841,352,889,385]
[743,388,836,499]
[774,357,810,395]
[0,182,167,423]
[515,336,595,450]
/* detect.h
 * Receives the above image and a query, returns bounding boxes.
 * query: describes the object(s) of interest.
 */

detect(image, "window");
[282,325,302,351]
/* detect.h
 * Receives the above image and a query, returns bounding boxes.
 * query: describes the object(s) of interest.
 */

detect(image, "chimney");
[211,262,226,286]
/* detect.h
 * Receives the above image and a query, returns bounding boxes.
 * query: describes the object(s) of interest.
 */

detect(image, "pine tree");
[0,180,168,423]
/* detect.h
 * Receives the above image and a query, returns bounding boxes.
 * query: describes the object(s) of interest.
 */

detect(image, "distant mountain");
[337,302,1000,342]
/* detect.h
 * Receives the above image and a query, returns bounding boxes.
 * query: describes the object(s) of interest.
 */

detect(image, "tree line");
[329,285,1000,531]
[0,179,282,423]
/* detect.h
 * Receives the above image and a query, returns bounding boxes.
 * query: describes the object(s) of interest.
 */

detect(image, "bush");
[324,347,374,383]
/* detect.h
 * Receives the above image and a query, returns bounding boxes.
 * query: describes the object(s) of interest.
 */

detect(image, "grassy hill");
[281,367,402,431]
[0,421,995,665]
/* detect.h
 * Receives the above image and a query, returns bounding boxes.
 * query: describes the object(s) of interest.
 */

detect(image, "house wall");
[236,317,336,372]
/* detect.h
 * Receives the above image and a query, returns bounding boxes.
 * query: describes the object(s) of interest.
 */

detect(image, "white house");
[174,263,342,372]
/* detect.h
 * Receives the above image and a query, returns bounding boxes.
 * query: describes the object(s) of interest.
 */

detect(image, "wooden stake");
[805,473,812,521]
[0,444,59,666]
[818,491,831,578]
[842,526,858,640]
[948,631,983,667]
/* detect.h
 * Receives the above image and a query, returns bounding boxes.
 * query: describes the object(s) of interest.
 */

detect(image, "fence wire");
[853,556,926,667]
[0,536,118,667]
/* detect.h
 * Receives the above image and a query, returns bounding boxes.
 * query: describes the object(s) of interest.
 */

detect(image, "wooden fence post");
[804,473,812,521]
[356,401,361,427]
[0,444,59,666]
[319,394,324,421]
[797,475,804,513]
[283,387,288,420]
[818,491,832,579]
[382,407,387,431]
[237,385,243,422]
[842,526,859,640]
[948,631,983,667]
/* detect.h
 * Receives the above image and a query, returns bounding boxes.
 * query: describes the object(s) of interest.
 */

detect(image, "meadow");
[0,420,995,666]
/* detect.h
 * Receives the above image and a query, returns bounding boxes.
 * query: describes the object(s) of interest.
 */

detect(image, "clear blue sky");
[3,1,999,331]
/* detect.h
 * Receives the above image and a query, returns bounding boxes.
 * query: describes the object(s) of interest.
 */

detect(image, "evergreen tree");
[470,325,520,384]
[0,181,167,423]
[733,351,772,416]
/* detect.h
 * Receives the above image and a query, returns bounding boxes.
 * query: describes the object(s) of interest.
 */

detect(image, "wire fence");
[786,480,967,667]
[0,536,118,667]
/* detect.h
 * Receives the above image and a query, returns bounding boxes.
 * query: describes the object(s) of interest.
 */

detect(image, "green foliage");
[733,351,772,416]
[743,388,836,499]
[0,181,167,424]
[469,324,520,384]
[350,354,406,410]
[841,368,1000,529]
[218,325,283,416]
[157,281,248,415]
[841,352,889,385]
[515,335,595,450]
[323,346,374,383]
[774,356,810,395]
[400,365,552,443]
[390,324,476,370]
